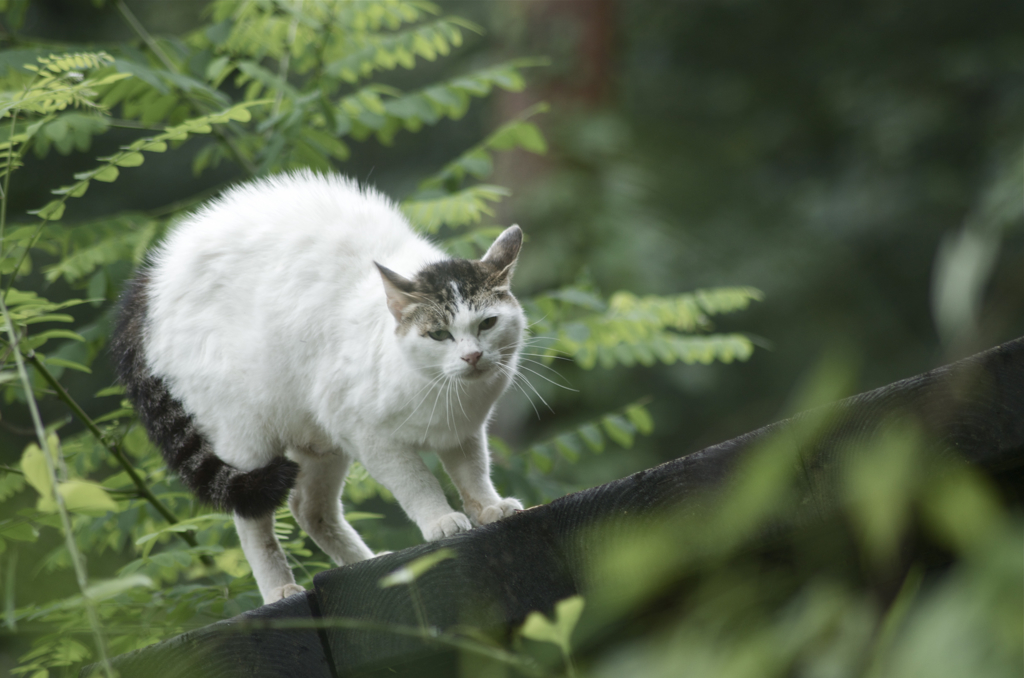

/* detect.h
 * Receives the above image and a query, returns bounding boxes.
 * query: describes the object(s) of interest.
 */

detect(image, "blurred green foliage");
[0,1,759,675]
[0,0,1020,676]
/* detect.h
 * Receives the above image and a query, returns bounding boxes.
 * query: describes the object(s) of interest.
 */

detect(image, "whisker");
[496,362,553,416]
[524,313,550,331]
[517,363,579,392]
[514,371,557,412]
[517,351,574,362]
[454,375,468,420]
[493,362,533,411]
[517,357,576,387]
[424,375,448,439]
[392,372,447,435]
[446,376,456,433]
[516,357,575,385]
[449,377,461,441]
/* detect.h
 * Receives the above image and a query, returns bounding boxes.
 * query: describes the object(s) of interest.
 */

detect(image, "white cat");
[111,171,525,604]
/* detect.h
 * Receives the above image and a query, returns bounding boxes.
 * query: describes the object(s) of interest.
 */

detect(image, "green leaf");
[921,467,1005,555]
[114,152,145,167]
[92,165,119,182]
[94,385,125,397]
[28,200,65,221]
[225,106,252,122]
[0,519,37,542]
[344,512,385,522]
[57,479,119,515]
[42,357,91,374]
[602,414,636,448]
[20,443,53,503]
[33,329,85,343]
[215,547,251,577]
[134,512,233,550]
[0,472,26,502]
[519,595,585,658]
[20,314,73,325]
[51,181,88,197]
[624,404,655,436]
[530,446,553,473]
[554,434,583,463]
[578,423,605,453]
[300,128,351,161]
[402,184,510,232]
[83,574,154,602]
[380,548,455,587]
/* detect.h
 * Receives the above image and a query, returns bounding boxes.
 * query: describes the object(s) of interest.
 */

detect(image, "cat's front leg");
[437,431,523,526]
[357,445,472,541]
[234,512,304,604]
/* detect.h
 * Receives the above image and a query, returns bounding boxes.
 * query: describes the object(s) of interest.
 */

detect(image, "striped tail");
[109,272,298,519]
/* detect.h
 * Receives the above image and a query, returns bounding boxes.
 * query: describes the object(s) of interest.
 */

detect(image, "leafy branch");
[0,267,115,678]
[25,352,205,554]
[527,286,764,370]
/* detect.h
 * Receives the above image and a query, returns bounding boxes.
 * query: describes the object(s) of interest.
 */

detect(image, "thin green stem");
[0,291,114,678]
[3,551,16,631]
[115,1,177,74]
[25,352,211,558]
[1,216,49,297]
[108,118,168,132]
[408,582,429,631]
[270,5,300,122]
[115,0,258,176]
[564,651,578,678]
[0,109,17,258]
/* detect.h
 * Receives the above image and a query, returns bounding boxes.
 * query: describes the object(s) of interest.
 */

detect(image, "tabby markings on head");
[395,259,514,336]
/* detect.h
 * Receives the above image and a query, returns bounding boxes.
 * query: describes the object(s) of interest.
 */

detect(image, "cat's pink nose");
[461,351,482,367]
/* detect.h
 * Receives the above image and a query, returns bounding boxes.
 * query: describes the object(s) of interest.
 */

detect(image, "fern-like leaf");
[401,184,510,233]
[420,104,549,191]
[527,287,763,369]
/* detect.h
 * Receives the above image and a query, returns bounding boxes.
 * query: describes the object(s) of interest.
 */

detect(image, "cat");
[111,171,525,604]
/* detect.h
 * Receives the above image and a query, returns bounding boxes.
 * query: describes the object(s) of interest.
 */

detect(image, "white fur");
[145,171,525,604]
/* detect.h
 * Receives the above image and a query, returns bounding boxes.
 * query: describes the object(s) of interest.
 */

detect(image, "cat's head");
[376,225,525,382]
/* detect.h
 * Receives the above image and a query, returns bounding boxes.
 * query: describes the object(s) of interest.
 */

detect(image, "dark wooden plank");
[82,590,333,678]
[317,336,1024,675]
[94,336,1024,676]
[314,506,576,676]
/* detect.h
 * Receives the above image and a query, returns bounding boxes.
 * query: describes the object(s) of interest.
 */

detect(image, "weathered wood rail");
[87,337,1024,677]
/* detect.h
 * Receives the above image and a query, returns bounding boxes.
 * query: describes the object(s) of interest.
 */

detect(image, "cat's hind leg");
[288,448,376,565]
[234,512,304,604]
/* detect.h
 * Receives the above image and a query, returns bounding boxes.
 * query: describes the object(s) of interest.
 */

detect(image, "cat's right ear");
[375,262,418,322]
[481,224,523,283]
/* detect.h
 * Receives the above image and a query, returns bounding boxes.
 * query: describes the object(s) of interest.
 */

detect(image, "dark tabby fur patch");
[398,259,514,334]
[110,273,298,518]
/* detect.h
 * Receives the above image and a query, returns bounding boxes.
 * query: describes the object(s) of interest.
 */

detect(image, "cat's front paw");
[478,497,523,525]
[266,583,305,604]
[424,511,472,541]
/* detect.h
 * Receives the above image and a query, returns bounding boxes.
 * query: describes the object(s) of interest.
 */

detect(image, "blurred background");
[6,0,1023,480]
[0,0,1021,675]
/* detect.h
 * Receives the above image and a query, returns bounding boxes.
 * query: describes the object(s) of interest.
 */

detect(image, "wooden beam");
[91,336,1024,677]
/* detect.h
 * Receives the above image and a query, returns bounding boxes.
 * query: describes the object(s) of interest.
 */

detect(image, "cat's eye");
[428,329,452,341]
[478,316,498,332]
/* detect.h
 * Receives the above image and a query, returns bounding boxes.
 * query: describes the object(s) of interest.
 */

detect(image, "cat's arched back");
[112,171,526,604]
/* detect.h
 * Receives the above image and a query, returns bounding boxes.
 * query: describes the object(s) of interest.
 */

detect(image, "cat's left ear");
[375,262,418,322]
[482,224,522,284]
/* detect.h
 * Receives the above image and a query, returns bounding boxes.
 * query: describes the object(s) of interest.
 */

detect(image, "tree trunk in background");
[492,0,615,203]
